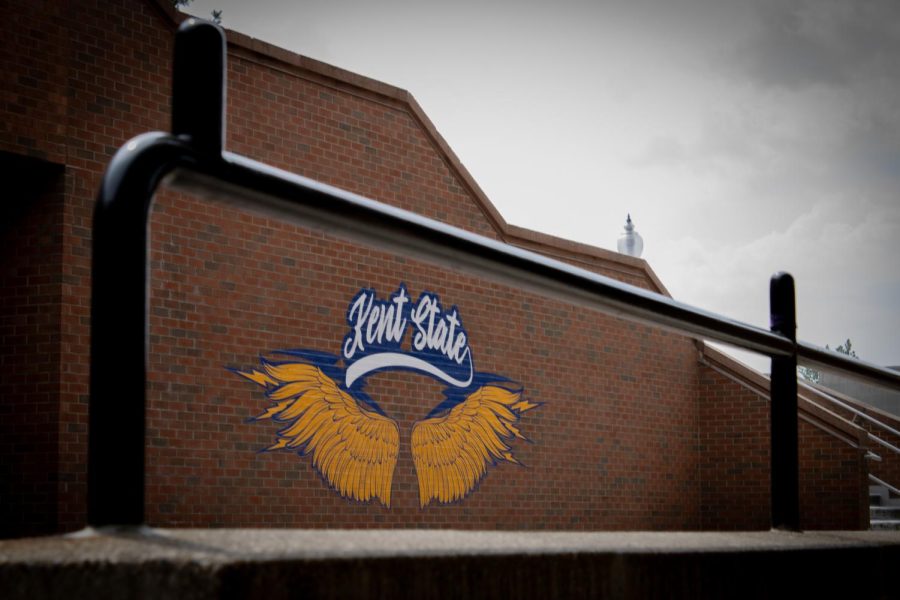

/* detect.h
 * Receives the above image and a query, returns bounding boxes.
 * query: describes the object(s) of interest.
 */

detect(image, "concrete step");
[869,484,900,530]
[869,485,887,506]
[871,506,900,521]
[869,484,900,507]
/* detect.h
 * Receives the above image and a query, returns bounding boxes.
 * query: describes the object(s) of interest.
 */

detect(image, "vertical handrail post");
[87,19,225,527]
[172,18,226,156]
[770,272,800,530]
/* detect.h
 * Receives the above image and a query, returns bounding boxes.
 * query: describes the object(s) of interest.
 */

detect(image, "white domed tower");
[617,213,644,258]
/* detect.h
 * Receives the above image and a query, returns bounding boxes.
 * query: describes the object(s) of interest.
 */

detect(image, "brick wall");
[1,0,196,534]
[0,0,870,535]
[698,365,770,529]
[798,418,869,530]
[0,156,65,538]
[143,189,702,529]
[699,362,868,530]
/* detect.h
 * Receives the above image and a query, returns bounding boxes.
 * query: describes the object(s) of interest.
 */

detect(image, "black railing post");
[172,18,226,156]
[770,272,800,531]
[87,19,225,527]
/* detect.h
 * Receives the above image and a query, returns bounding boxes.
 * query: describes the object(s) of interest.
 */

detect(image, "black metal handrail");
[88,19,900,531]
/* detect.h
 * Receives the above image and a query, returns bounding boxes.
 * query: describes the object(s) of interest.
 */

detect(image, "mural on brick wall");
[232,284,538,508]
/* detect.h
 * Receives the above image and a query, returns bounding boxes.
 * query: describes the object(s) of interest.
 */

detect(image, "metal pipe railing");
[868,434,900,457]
[88,19,900,531]
[799,381,900,444]
[870,474,900,499]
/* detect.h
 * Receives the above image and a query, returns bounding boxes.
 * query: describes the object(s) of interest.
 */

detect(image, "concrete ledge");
[2,529,900,599]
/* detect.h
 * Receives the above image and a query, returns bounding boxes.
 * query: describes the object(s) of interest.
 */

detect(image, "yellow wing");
[237,361,399,508]
[411,385,538,507]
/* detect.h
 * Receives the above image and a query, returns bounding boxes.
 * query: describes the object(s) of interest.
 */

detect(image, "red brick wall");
[798,420,868,530]
[0,156,65,538]
[699,366,867,530]
[2,0,185,534]
[0,0,69,537]
[143,190,702,529]
[698,367,770,530]
[0,0,69,165]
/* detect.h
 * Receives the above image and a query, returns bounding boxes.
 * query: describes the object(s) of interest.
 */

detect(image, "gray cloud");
[729,0,900,90]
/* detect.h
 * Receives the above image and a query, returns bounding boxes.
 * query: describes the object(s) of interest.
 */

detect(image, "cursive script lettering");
[410,295,468,365]
[342,286,409,359]
[340,285,474,388]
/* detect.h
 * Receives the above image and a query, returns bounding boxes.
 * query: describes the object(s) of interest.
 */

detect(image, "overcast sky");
[184,0,899,371]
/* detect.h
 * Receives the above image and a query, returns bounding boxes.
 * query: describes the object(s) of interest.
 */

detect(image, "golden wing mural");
[237,360,400,508]
[411,385,539,507]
